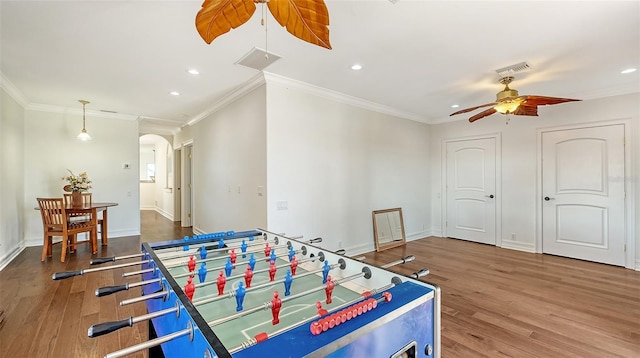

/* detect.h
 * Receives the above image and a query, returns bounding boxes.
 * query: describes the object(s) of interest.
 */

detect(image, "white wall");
[430,93,639,268]
[191,85,267,233]
[0,89,25,269]
[22,109,141,246]
[266,83,431,254]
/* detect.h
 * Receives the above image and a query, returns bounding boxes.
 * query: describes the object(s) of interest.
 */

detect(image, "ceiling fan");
[450,76,581,123]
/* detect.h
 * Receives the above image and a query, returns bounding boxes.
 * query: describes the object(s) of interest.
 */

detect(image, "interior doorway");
[139,134,174,220]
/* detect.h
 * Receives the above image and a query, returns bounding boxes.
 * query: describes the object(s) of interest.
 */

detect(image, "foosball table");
[53,229,440,358]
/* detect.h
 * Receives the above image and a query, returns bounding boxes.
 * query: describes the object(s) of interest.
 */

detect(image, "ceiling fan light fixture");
[494,99,523,114]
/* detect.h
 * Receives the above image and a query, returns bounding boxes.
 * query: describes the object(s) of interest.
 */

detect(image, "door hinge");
[189,154,192,159]
[188,183,192,189]
[188,213,191,218]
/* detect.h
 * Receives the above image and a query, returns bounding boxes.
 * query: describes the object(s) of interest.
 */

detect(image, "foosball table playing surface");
[55,229,440,358]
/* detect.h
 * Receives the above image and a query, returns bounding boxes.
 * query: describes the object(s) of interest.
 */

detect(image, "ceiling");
[2,1,639,134]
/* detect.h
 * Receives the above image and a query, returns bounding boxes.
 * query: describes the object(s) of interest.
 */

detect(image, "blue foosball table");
[55,229,441,358]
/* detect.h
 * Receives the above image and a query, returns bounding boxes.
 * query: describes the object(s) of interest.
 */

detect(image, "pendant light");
[77,100,91,141]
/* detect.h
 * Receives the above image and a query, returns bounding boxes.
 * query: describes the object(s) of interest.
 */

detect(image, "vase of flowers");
[63,170,92,206]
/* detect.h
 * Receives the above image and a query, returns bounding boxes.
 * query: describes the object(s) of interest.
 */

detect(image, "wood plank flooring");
[364,239,640,358]
[1,211,639,357]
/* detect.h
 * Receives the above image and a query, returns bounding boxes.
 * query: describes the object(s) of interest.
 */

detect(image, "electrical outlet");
[511,233,516,240]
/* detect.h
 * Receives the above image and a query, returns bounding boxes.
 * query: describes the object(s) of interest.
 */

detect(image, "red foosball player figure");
[264,243,271,258]
[184,276,196,301]
[244,265,254,288]
[216,270,226,295]
[271,291,282,325]
[324,275,335,304]
[229,248,237,265]
[269,260,277,281]
[187,255,196,272]
[290,255,298,275]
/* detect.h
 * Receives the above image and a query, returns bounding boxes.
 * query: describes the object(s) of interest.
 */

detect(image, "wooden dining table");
[65,202,118,246]
[35,202,118,250]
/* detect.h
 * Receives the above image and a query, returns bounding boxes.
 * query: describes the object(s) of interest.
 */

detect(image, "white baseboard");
[140,206,155,210]
[406,230,430,242]
[500,239,536,253]
[154,207,174,221]
[0,242,26,271]
[635,260,640,271]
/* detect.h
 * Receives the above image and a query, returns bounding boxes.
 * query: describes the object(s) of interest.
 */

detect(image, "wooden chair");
[37,198,98,262]
[63,192,106,245]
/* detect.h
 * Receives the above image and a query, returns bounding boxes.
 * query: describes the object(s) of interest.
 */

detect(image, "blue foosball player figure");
[198,262,207,283]
[249,253,257,271]
[284,270,293,296]
[199,245,208,260]
[322,260,330,283]
[235,282,246,311]
[225,258,233,277]
[241,240,248,258]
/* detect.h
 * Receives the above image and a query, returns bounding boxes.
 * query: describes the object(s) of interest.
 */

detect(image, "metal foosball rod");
[119,289,169,306]
[90,253,148,265]
[52,260,153,280]
[380,255,415,269]
[95,278,161,297]
[103,322,194,358]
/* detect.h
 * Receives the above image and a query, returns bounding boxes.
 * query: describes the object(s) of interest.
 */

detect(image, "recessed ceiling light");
[351,64,362,70]
[187,68,200,75]
[621,68,637,74]
[451,104,459,108]
[169,91,180,96]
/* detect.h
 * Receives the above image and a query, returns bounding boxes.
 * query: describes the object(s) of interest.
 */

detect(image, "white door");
[542,124,625,266]
[446,137,497,245]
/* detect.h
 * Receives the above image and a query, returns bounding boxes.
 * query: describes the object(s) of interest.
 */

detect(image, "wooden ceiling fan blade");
[450,102,498,116]
[520,95,581,107]
[468,108,497,123]
[512,104,538,116]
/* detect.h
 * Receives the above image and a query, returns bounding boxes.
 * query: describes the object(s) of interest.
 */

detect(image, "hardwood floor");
[0,211,192,358]
[365,239,640,358]
[1,212,638,357]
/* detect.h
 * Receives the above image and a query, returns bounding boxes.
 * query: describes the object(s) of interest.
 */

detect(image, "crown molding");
[187,73,266,127]
[0,72,29,107]
[262,72,428,123]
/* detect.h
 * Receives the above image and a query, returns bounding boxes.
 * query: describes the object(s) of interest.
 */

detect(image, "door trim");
[536,119,635,269]
[442,133,502,247]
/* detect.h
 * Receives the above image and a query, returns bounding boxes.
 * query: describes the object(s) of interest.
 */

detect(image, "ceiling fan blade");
[520,95,581,106]
[450,102,498,116]
[512,104,538,116]
[468,107,497,123]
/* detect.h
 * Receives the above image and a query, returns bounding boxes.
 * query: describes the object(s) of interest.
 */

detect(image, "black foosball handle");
[96,284,128,297]
[88,318,133,337]
[90,257,116,265]
[52,270,83,280]
[335,249,346,256]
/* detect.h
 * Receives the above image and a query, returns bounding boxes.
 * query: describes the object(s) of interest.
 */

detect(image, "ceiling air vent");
[235,47,282,71]
[495,61,532,77]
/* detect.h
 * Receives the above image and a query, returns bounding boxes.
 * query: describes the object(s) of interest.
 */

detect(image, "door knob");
[544,196,555,201]
[485,194,494,199]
